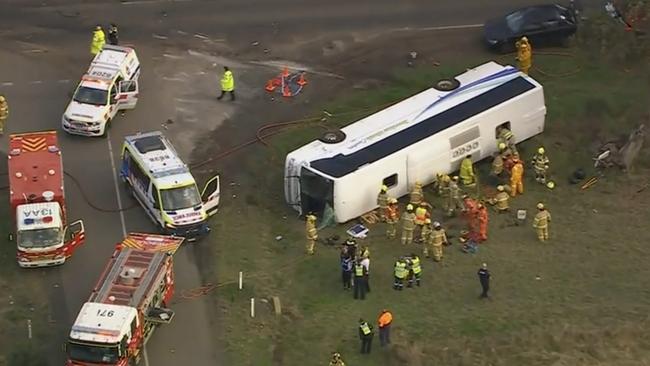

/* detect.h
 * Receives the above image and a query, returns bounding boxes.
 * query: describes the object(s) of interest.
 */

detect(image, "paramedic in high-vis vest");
[218,66,235,101]
[90,25,105,56]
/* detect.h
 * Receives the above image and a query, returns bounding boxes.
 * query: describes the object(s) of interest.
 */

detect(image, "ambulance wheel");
[433,78,460,91]
[319,130,346,144]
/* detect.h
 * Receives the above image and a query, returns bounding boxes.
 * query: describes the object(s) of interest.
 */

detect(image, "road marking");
[152,34,168,40]
[122,0,192,4]
[1,82,13,86]
[29,80,43,84]
[392,23,484,32]
[193,33,209,40]
[106,131,127,238]
[143,346,150,366]
[57,79,71,84]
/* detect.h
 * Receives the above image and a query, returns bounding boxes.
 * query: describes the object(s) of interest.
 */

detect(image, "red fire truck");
[7,131,86,268]
[65,233,184,366]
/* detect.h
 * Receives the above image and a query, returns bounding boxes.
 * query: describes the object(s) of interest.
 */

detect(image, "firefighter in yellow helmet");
[515,36,532,75]
[446,176,464,216]
[409,181,423,206]
[400,204,416,245]
[428,221,447,261]
[533,203,551,241]
[413,202,429,240]
[0,95,8,135]
[329,352,346,366]
[434,173,450,196]
[459,154,476,186]
[385,198,400,239]
[376,185,389,221]
[90,25,106,56]
[532,147,550,184]
[305,214,318,255]
[494,185,510,212]
[497,126,518,155]
[420,218,432,244]
[491,151,504,176]
[510,155,524,197]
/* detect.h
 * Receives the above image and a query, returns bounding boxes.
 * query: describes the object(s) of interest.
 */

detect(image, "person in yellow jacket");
[491,151,504,176]
[532,147,550,184]
[533,203,551,241]
[0,95,8,135]
[90,25,105,56]
[217,66,235,101]
[393,257,408,290]
[510,156,524,197]
[494,185,510,212]
[305,214,318,255]
[376,185,389,221]
[434,173,450,196]
[459,154,476,186]
[515,36,532,75]
[407,254,422,287]
[420,218,432,244]
[409,181,423,205]
[413,203,429,240]
[400,204,416,245]
[428,221,447,261]
[445,176,464,216]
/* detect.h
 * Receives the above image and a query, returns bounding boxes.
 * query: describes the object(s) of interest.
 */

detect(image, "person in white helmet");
[400,204,416,245]
[533,203,551,241]
[532,147,550,184]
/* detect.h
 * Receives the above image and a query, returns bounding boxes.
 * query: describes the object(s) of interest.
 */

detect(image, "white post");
[250,298,255,318]
[27,319,32,339]
[238,271,243,290]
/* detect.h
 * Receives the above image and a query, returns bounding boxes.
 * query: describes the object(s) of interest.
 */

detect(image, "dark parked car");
[484,4,577,53]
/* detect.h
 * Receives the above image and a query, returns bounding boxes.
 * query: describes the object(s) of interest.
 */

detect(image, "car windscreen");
[17,228,63,248]
[67,341,119,364]
[160,184,202,211]
[73,86,108,106]
[505,10,527,32]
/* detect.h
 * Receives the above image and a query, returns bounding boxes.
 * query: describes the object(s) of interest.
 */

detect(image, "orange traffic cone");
[296,72,308,86]
[265,79,277,92]
[282,84,292,97]
[282,67,290,78]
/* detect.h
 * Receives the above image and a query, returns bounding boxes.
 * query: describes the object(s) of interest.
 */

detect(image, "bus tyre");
[433,78,460,91]
[319,130,346,144]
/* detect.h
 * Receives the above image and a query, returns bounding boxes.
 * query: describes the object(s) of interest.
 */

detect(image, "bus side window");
[150,184,160,209]
[496,122,511,139]
[383,174,398,188]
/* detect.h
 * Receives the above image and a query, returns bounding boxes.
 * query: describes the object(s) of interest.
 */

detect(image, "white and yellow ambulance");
[119,131,220,240]
[62,45,140,137]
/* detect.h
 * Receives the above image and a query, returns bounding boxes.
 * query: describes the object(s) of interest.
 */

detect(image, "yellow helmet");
[537,147,545,155]
[415,181,422,188]
[0,95,5,102]
[406,204,414,211]
[381,185,388,192]
[425,218,431,224]
[498,142,506,150]
[546,181,555,189]
[497,185,504,192]
[536,203,544,210]
[521,36,529,43]
[443,175,450,183]
[306,214,317,222]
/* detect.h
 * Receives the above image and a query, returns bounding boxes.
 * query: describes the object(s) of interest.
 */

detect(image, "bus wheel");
[319,130,346,144]
[434,78,460,91]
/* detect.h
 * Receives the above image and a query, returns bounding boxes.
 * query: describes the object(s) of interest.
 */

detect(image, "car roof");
[513,4,566,18]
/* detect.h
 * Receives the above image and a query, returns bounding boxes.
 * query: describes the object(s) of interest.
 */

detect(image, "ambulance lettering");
[24,208,53,217]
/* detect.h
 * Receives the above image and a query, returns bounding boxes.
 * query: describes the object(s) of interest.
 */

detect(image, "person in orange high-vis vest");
[476,203,488,242]
[378,309,393,347]
[385,198,400,239]
[510,156,524,197]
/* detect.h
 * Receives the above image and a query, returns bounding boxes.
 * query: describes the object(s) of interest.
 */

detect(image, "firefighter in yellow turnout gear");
[409,182,424,206]
[400,204,416,245]
[445,176,464,216]
[533,203,551,241]
[305,214,318,254]
[427,222,447,261]
[459,154,476,186]
[376,185,389,221]
[532,147,550,184]
[420,218,432,244]
[493,185,510,213]
[516,36,533,75]
[0,95,8,135]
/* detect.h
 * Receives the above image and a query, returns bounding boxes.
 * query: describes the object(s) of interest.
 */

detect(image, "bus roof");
[303,62,539,178]
[123,131,195,187]
[7,131,64,207]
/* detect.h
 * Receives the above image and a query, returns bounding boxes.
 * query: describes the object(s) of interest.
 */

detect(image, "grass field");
[204,31,650,365]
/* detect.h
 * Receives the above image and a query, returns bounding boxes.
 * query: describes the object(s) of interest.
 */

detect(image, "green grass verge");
[208,45,650,366]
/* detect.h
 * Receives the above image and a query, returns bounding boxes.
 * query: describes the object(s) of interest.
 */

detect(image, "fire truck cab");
[62,45,140,137]
[66,233,183,366]
[8,131,86,268]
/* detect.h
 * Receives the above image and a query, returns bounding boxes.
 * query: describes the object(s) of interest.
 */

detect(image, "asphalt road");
[0,0,544,364]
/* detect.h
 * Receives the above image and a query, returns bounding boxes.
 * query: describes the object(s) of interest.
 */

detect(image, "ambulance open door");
[201,175,220,217]
[116,80,139,110]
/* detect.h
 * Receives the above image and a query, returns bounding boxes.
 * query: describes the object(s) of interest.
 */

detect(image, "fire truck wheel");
[318,130,346,144]
[433,78,460,91]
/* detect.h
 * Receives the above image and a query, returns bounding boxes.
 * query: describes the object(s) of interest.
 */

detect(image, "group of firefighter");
[376,125,553,262]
